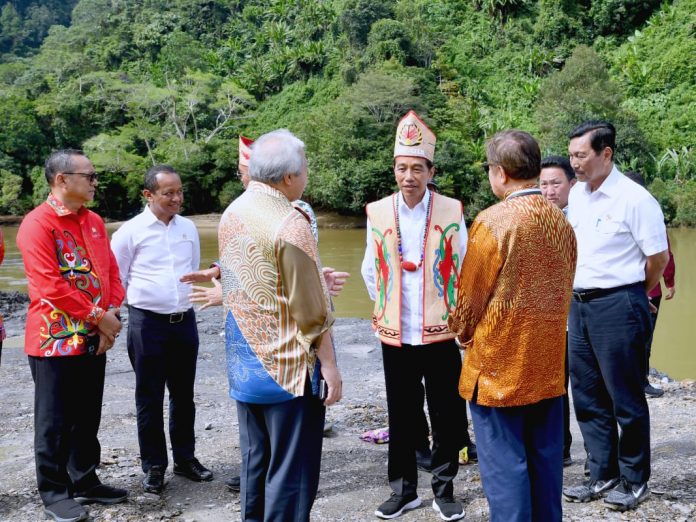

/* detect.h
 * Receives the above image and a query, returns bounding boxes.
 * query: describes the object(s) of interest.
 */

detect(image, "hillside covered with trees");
[1,0,694,223]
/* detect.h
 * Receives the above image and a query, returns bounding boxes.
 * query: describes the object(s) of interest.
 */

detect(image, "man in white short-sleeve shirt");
[111,165,213,495]
[562,121,669,512]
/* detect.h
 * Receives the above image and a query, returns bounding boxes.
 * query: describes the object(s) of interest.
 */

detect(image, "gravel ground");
[0,298,694,522]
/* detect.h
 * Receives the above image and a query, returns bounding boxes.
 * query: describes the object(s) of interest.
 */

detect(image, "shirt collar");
[46,193,82,217]
[397,188,431,213]
[248,180,290,202]
[142,203,178,227]
[583,164,621,196]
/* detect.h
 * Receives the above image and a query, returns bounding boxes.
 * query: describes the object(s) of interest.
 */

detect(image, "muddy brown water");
[1,224,694,380]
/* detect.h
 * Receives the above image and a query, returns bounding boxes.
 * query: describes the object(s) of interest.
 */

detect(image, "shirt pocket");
[597,217,628,235]
[172,238,195,266]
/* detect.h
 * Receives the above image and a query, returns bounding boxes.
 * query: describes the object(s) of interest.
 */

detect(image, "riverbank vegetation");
[1,0,694,223]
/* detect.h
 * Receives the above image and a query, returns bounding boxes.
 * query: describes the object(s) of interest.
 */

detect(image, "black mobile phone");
[86,334,100,356]
[318,379,328,401]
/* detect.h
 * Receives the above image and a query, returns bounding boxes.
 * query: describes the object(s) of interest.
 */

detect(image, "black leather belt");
[572,282,643,303]
[129,306,191,323]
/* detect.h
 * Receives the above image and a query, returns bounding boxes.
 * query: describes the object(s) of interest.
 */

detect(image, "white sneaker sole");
[432,500,465,521]
[374,497,421,519]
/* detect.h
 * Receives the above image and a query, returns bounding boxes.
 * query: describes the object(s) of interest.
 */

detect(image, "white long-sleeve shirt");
[361,190,468,345]
[111,205,200,314]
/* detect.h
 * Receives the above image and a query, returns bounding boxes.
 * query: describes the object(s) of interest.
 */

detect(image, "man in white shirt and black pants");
[562,121,669,512]
[362,111,467,521]
[112,165,212,494]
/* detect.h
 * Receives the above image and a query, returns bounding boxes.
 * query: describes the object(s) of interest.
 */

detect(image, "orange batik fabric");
[218,181,333,399]
[448,194,577,407]
[367,191,463,346]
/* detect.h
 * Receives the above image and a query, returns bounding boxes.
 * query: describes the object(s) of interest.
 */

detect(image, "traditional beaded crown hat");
[238,135,254,174]
[393,110,436,162]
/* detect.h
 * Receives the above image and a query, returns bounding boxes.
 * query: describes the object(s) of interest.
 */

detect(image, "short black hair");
[540,155,575,181]
[485,130,541,180]
[568,120,616,158]
[144,164,178,192]
[393,157,434,170]
[44,149,86,185]
[624,170,646,188]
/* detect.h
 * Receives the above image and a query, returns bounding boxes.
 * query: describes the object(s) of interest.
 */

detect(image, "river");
[1,224,694,380]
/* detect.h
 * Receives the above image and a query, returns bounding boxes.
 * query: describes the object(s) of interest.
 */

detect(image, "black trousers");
[127,306,199,471]
[382,340,462,499]
[645,295,662,383]
[28,353,105,506]
[568,283,651,484]
[415,376,472,452]
[237,391,325,522]
[563,335,572,459]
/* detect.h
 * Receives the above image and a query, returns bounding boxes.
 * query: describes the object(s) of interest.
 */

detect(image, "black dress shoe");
[74,483,128,505]
[226,475,241,492]
[142,465,166,494]
[174,457,213,482]
[44,499,88,522]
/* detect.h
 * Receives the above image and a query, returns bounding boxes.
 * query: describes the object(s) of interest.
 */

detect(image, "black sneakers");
[74,483,128,505]
[562,477,619,502]
[432,497,465,521]
[44,499,88,522]
[604,478,650,511]
[375,493,421,519]
[173,457,213,482]
[142,465,166,494]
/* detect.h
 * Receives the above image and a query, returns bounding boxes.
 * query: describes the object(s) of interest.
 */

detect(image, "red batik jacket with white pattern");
[17,195,124,357]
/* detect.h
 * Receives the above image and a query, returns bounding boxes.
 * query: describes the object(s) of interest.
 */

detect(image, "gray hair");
[249,129,306,184]
[44,149,86,185]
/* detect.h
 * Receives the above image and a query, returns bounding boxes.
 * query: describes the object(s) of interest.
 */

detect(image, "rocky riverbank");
[0,296,694,521]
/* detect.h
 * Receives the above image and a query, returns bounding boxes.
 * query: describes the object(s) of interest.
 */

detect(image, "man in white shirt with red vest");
[362,111,467,521]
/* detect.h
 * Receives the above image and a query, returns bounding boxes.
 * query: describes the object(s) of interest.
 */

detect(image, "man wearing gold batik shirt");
[217,129,341,521]
[448,130,577,522]
[362,110,467,521]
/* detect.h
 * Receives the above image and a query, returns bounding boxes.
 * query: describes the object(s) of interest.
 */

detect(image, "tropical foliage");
[0,0,694,224]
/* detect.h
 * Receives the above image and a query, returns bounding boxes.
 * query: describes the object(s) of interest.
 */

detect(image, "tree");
[339,0,395,48]
[534,45,651,169]
[366,19,414,65]
[0,169,27,214]
[589,0,662,36]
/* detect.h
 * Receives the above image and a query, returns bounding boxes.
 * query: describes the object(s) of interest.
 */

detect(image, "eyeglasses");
[62,172,99,183]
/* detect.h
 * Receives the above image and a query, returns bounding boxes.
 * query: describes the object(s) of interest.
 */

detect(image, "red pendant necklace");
[394,191,433,272]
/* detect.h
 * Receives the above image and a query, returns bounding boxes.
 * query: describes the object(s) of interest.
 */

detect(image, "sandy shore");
[0,302,694,522]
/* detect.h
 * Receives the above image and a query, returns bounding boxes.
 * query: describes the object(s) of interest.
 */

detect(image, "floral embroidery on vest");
[372,227,394,323]
[433,223,461,320]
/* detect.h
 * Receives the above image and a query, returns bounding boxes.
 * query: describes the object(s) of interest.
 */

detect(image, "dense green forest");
[1,0,694,223]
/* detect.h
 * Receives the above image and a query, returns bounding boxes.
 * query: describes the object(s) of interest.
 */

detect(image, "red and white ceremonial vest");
[366,191,463,346]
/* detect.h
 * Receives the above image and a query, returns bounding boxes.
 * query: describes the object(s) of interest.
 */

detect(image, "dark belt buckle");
[169,312,184,324]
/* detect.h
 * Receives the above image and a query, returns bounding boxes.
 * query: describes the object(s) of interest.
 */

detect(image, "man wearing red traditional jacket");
[17,150,127,522]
